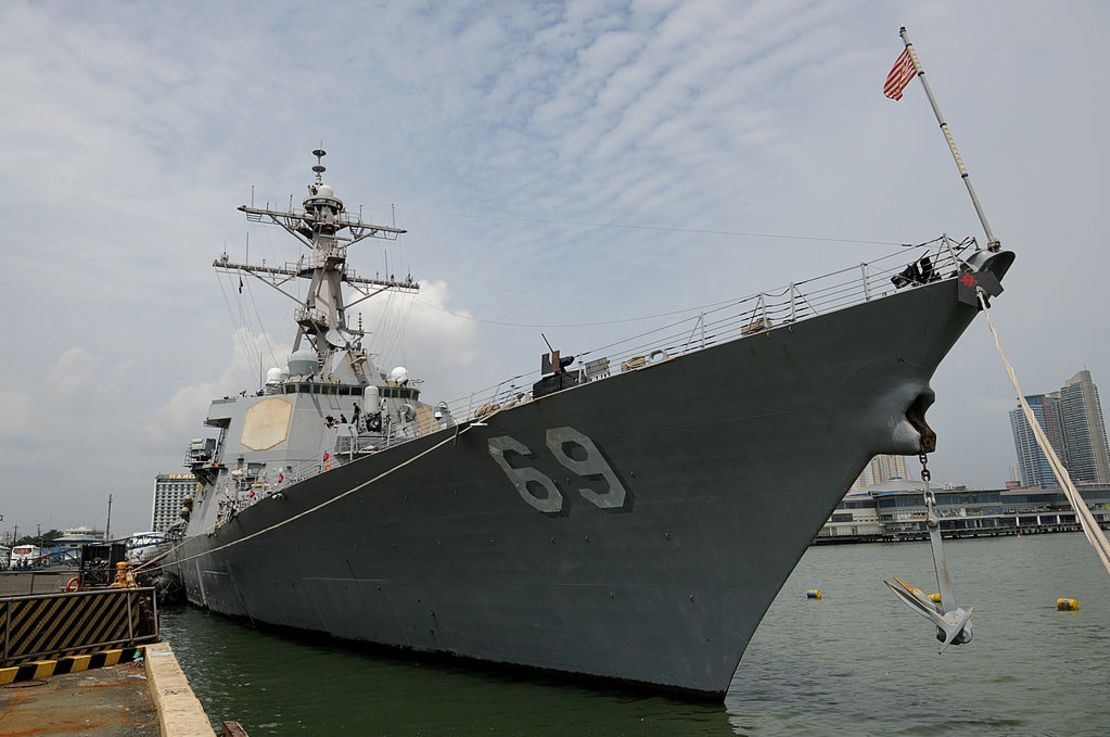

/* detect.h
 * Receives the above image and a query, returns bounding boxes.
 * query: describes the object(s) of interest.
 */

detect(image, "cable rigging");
[396,207,916,247]
[243,277,278,370]
[214,270,260,383]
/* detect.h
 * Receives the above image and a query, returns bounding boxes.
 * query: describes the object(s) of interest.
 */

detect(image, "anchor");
[883,453,974,652]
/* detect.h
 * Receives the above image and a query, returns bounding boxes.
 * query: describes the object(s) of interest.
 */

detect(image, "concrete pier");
[0,643,223,737]
[0,657,158,736]
[145,642,217,737]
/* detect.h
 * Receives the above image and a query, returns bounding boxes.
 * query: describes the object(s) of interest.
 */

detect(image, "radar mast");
[214,150,419,369]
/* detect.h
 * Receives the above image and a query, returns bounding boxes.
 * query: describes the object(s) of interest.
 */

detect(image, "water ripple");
[161,533,1109,736]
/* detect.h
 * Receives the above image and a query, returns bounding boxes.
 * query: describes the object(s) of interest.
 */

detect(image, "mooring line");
[978,292,1110,576]
[135,414,496,576]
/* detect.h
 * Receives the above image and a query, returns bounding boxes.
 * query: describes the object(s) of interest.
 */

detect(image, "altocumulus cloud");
[0,0,1107,534]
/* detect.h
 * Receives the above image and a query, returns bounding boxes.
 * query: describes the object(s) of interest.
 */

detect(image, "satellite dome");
[316,183,335,198]
[265,367,284,385]
[288,350,317,377]
[389,366,409,384]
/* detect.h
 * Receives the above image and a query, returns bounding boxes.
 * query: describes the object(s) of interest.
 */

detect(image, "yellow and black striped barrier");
[0,587,159,666]
[0,645,145,685]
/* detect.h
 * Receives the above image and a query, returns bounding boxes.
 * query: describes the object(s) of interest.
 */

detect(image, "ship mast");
[214,149,419,366]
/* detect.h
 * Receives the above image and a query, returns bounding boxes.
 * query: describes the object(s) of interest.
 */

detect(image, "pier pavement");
[0,643,221,737]
[0,658,157,736]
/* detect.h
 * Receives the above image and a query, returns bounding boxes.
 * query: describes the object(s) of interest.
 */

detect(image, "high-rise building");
[151,473,197,532]
[1009,370,1110,487]
[852,454,910,489]
[1010,395,1061,487]
[1058,370,1110,484]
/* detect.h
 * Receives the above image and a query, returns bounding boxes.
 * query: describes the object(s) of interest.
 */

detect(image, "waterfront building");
[151,473,197,532]
[44,527,105,564]
[1009,370,1110,487]
[822,480,934,539]
[53,527,104,545]
[818,481,1110,542]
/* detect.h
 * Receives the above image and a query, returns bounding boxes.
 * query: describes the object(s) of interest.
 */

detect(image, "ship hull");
[173,277,979,696]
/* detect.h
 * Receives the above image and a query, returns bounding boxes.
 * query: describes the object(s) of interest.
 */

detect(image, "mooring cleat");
[884,577,974,652]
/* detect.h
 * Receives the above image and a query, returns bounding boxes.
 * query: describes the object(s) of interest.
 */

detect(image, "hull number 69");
[488,427,626,513]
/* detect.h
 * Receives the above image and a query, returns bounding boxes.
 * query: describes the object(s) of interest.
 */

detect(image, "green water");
[161,533,1109,736]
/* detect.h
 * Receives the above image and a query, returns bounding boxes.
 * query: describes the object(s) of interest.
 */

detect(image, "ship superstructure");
[182,151,445,532]
[171,151,1014,697]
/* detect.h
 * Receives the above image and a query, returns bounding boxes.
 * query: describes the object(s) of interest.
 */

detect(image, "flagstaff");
[889,26,1001,252]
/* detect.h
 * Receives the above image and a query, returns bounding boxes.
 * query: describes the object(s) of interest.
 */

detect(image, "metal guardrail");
[210,237,974,522]
[441,237,973,420]
[0,587,159,666]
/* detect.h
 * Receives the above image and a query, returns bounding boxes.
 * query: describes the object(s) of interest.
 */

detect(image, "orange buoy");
[65,576,80,592]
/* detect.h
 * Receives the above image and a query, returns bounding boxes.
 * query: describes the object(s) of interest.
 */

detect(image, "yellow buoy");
[805,589,822,600]
[929,593,942,604]
[1057,598,1080,611]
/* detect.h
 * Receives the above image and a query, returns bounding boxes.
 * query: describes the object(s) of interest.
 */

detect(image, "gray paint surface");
[170,270,999,696]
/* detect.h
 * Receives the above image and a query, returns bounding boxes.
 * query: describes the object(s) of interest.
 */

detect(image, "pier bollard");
[805,589,822,600]
[1056,598,1080,611]
[111,561,138,588]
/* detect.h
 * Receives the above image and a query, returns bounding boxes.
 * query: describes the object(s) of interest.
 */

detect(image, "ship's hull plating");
[173,278,978,696]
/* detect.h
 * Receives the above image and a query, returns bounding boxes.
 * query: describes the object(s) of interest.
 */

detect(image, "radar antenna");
[213,150,419,362]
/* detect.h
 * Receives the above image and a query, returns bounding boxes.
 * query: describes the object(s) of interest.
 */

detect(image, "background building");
[818,481,1110,542]
[1009,394,1062,487]
[851,454,910,490]
[151,473,196,532]
[1009,370,1110,487]
[1058,370,1110,484]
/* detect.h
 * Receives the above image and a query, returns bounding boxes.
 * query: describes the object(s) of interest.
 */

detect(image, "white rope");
[135,415,493,575]
[978,292,1110,576]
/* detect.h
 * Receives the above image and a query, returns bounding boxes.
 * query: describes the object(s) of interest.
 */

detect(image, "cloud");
[353,279,479,403]
[1,0,1108,536]
[47,347,102,398]
[0,391,33,438]
[153,328,292,445]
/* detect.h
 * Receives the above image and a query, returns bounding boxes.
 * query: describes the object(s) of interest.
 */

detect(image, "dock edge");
[144,641,217,737]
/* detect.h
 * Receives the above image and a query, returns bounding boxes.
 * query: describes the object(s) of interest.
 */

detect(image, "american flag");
[883,48,917,100]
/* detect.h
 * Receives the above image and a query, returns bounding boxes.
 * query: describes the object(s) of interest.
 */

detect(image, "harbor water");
[162,532,1109,736]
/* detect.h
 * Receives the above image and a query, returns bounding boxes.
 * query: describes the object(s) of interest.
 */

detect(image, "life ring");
[65,576,81,592]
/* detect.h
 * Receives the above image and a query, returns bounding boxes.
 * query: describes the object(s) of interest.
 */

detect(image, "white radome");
[288,349,317,377]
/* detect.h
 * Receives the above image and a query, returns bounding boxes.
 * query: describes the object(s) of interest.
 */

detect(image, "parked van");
[10,545,40,569]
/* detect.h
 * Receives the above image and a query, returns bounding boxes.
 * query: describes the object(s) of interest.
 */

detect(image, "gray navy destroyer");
[168,149,1014,697]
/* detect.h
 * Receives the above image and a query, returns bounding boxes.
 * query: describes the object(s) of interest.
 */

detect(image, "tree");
[14,529,63,547]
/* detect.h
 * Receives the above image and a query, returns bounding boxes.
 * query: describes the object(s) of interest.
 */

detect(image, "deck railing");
[212,236,975,517]
[442,237,974,420]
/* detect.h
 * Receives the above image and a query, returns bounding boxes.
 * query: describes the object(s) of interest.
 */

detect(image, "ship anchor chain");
[883,452,974,652]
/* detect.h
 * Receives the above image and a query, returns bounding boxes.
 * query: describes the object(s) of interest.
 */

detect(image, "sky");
[1,0,1108,538]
